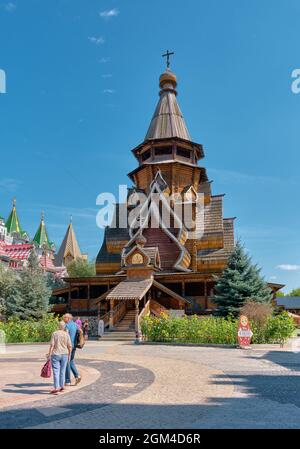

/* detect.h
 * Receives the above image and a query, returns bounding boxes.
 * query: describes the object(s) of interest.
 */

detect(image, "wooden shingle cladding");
[128,161,208,195]
[144,79,191,141]
[107,278,153,301]
[55,222,83,267]
[96,230,122,274]
[143,227,180,270]
[196,195,224,251]
[196,217,235,271]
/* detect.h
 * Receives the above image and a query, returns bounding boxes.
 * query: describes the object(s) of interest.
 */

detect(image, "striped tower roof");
[33,212,54,249]
[145,68,191,141]
[55,219,82,266]
[5,198,26,236]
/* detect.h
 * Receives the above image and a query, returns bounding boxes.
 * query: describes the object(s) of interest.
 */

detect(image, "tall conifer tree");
[5,251,51,320]
[213,241,273,316]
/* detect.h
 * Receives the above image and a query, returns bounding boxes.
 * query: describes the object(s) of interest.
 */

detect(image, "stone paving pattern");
[0,341,300,428]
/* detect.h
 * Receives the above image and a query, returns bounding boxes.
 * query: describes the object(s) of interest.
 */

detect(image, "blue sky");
[0,0,300,292]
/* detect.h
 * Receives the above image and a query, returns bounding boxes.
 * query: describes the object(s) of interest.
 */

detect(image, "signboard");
[238,315,253,347]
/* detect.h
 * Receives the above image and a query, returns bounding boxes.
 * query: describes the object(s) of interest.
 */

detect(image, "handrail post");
[109,299,114,330]
[135,299,140,334]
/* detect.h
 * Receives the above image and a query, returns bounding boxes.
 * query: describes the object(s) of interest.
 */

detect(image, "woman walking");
[83,319,89,341]
[47,321,72,394]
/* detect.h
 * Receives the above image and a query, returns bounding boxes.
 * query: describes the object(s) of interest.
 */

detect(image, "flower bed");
[141,312,295,345]
[0,314,59,343]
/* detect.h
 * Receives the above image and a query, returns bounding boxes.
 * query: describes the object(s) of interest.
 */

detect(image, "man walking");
[63,313,81,386]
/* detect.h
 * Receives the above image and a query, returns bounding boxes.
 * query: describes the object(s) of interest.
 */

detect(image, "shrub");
[67,259,96,277]
[264,312,296,345]
[0,314,59,343]
[141,314,239,344]
[240,300,273,326]
[141,312,295,345]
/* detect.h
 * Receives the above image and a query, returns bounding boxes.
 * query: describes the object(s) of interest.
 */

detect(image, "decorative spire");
[5,198,24,235]
[145,57,191,141]
[55,221,82,267]
[33,212,53,249]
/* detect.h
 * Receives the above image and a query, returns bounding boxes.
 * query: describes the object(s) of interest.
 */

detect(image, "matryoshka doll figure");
[238,315,253,347]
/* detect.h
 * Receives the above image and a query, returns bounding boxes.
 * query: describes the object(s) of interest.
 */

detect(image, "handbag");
[40,358,52,378]
[76,328,85,349]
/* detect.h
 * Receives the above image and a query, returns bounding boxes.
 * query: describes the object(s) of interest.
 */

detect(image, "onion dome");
[159,68,177,90]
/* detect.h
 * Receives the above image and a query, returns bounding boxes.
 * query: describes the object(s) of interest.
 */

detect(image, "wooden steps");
[100,309,136,341]
[100,331,136,342]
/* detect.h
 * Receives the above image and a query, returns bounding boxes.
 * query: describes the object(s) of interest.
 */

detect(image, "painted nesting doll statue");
[238,315,253,347]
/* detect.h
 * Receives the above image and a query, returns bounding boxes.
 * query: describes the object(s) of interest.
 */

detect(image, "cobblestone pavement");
[1,341,300,428]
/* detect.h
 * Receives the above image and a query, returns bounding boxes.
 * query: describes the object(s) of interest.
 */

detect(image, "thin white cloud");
[101,74,112,78]
[3,2,16,12]
[99,57,110,64]
[88,36,105,45]
[0,178,21,193]
[99,8,119,19]
[29,204,98,220]
[277,264,300,271]
[103,89,115,94]
[208,168,280,185]
[269,276,277,280]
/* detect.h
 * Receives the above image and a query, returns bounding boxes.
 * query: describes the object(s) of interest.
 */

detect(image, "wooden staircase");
[114,309,136,331]
[101,309,136,342]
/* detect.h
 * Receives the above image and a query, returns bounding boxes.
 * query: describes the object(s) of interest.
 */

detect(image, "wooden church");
[52,60,282,337]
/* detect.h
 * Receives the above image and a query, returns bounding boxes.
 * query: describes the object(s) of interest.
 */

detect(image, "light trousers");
[51,354,68,389]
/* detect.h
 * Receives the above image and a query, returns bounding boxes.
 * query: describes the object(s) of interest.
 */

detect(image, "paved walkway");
[0,341,300,428]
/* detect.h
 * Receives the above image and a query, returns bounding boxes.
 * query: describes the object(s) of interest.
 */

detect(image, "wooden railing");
[112,301,127,328]
[100,302,127,330]
[101,311,110,327]
[150,299,167,317]
[138,299,151,336]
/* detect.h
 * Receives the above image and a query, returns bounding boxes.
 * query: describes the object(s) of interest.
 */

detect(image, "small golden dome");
[159,68,177,89]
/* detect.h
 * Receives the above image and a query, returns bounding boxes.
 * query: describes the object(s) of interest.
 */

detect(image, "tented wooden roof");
[55,222,82,266]
[145,68,191,141]
[106,278,153,301]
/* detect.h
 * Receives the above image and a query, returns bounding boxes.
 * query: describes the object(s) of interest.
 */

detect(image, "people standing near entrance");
[83,319,89,340]
[75,316,82,329]
[47,321,72,394]
[63,313,82,386]
[98,319,104,339]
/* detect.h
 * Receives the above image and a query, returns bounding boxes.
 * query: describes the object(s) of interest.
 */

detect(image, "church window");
[141,150,151,161]
[176,147,191,159]
[154,146,173,156]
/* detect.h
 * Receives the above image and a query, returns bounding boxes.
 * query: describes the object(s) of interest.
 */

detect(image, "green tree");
[6,252,51,320]
[66,258,96,277]
[276,291,285,297]
[0,263,19,317]
[213,241,273,316]
[288,288,300,297]
[46,272,66,289]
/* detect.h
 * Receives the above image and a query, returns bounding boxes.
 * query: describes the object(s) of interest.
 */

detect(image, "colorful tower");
[0,214,12,244]
[5,198,29,244]
[33,212,55,257]
[55,218,85,267]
